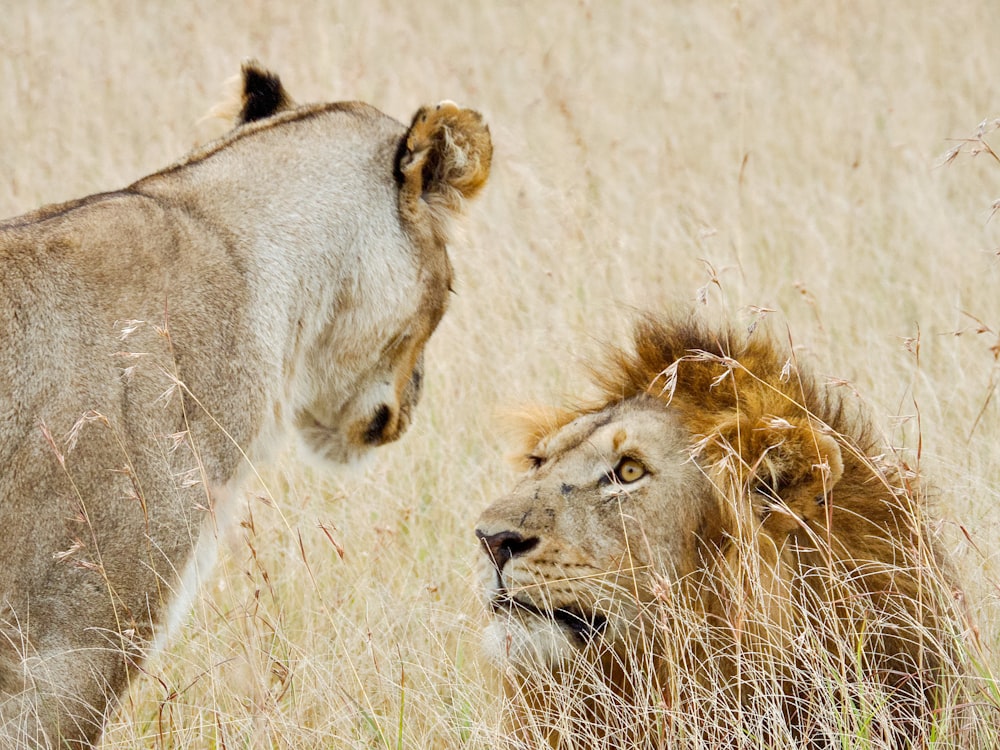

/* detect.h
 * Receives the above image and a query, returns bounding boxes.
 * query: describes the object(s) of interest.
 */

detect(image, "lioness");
[0,62,491,748]
[476,314,964,748]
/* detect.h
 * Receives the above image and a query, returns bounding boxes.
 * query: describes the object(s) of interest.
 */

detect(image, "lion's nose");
[475,529,538,573]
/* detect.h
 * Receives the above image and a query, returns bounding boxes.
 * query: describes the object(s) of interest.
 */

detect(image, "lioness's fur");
[0,62,491,747]
[476,314,965,748]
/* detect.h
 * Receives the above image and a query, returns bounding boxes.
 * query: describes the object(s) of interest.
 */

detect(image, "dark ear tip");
[241,59,273,90]
[238,60,291,124]
[241,58,265,74]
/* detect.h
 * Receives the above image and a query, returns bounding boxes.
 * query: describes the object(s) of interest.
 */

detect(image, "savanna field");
[2,1,999,747]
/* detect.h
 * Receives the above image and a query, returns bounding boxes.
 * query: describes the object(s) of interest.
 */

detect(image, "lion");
[476,313,966,748]
[0,61,491,748]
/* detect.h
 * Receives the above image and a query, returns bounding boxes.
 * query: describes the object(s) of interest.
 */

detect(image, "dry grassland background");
[2,1,999,747]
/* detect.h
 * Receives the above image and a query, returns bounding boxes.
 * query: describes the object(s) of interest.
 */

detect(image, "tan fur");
[476,313,963,747]
[0,63,490,748]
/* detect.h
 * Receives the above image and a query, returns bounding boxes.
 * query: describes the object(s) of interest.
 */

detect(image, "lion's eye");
[612,457,647,484]
[527,455,545,470]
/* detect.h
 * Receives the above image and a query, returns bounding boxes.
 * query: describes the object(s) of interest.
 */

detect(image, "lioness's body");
[0,64,490,747]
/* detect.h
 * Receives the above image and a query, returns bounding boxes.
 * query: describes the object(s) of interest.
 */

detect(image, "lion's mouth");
[490,594,608,642]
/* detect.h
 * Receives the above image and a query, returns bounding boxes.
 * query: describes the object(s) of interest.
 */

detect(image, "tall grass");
[1,0,998,747]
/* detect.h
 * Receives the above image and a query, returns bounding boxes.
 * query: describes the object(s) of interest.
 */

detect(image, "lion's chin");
[483,598,609,671]
[482,617,578,672]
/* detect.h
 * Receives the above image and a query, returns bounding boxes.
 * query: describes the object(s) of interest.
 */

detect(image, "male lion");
[476,314,965,748]
[0,62,491,747]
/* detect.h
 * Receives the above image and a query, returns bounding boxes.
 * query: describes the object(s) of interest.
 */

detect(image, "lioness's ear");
[236,60,294,124]
[395,101,493,224]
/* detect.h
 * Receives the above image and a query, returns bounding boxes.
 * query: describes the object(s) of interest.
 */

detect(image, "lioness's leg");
[0,627,135,749]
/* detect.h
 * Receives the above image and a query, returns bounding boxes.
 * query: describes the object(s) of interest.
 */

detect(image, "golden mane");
[590,312,864,449]
[487,312,966,745]
[511,313,882,517]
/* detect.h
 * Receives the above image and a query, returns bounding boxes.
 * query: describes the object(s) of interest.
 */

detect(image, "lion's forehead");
[484,409,683,534]
[538,399,688,472]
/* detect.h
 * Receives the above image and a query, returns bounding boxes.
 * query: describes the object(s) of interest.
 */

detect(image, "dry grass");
[1,0,998,747]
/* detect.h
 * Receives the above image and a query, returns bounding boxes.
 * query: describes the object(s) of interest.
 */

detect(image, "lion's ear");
[706,415,844,513]
[395,101,493,224]
[748,420,844,512]
[236,60,294,124]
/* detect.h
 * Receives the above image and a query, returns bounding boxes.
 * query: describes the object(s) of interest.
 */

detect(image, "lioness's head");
[223,62,492,464]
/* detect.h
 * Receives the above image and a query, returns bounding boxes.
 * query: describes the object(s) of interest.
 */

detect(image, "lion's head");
[476,314,963,746]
